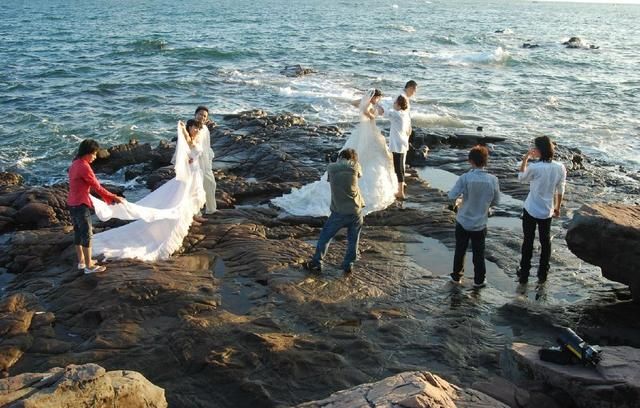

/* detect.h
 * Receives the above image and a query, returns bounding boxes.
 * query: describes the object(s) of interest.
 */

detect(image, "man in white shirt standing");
[401,80,417,111]
[385,95,412,200]
[398,80,418,183]
[517,136,567,285]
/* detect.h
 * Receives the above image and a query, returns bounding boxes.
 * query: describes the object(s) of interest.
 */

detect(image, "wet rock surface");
[566,204,640,300]
[0,110,639,407]
[0,363,167,407]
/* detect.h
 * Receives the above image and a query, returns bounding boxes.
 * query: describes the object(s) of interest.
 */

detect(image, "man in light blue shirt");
[448,145,500,287]
[517,135,566,285]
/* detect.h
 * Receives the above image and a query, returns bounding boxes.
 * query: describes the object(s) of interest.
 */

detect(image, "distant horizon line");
[534,0,640,4]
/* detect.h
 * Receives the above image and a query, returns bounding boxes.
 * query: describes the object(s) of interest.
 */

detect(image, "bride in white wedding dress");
[272,89,398,216]
[90,120,206,261]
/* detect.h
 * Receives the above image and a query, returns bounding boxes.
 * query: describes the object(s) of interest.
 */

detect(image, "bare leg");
[75,245,85,265]
[81,245,93,267]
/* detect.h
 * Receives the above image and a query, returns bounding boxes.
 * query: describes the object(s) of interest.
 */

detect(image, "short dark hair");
[395,95,408,110]
[405,80,417,90]
[186,119,200,131]
[75,139,100,159]
[468,145,489,167]
[195,106,209,115]
[339,148,358,162]
[372,89,382,98]
[534,136,554,162]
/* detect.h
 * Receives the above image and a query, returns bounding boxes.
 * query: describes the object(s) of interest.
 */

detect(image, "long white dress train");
[91,124,206,261]
[272,91,398,216]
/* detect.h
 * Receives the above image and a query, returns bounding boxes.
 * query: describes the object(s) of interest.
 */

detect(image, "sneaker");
[343,265,353,274]
[84,264,107,274]
[473,280,487,289]
[77,263,86,270]
[302,260,321,273]
[449,275,462,284]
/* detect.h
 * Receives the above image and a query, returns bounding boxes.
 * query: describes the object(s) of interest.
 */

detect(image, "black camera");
[539,327,602,367]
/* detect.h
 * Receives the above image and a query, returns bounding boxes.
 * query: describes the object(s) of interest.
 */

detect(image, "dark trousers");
[392,152,405,183]
[69,204,92,247]
[451,222,487,284]
[519,209,552,280]
[311,211,363,271]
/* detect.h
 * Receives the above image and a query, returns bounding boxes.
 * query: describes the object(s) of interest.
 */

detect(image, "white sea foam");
[433,47,511,66]
[412,112,466,128]
[392,4,399,8]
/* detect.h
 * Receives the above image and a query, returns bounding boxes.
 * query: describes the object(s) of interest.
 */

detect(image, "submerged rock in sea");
[0,363,167,407]
[502,342,640,408]
[280,64,315,77]
[295,370,508,408]
[566,204,640,301]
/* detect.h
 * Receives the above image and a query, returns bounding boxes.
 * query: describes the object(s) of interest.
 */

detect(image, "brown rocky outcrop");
[501,342,640,408]
[0,185,70,232]
[0,173,23,188]
[566,204,640,300]
[295,371,508,408]
[0,363,167,407]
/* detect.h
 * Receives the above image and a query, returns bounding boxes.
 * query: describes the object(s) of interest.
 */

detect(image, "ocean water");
[1,0,639,184]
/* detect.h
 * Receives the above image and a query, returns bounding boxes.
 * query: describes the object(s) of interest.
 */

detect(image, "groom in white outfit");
[194,106,217,216]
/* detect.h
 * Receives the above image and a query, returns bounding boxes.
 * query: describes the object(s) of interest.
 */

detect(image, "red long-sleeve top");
[67,156,117,208]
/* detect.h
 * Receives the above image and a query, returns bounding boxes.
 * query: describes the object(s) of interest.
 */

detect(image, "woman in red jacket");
[67,139,123,274]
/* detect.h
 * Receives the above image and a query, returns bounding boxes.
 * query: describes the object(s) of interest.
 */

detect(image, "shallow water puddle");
[0,271,16,292]
[404,235,515,294]
[212,256,254,315]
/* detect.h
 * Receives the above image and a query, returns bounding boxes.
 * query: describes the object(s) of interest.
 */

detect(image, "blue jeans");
[311,211,363,271]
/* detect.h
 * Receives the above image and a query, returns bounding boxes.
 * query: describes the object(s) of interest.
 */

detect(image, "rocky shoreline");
[1,110,639,407]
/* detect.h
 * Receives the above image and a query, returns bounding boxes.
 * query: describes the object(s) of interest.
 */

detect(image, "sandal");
[84,264,107,274]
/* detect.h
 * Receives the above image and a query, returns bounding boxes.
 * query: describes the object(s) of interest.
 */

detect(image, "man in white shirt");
[385,95,412,199]
[398,80,417,179]
[517,136,567,285]
[400,80,417,111]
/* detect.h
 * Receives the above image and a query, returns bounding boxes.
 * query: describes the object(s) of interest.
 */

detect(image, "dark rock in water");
[144,165,175,191]
[295,371,509,407]
[563,36,598,49]
[571,154,585,170]
[563,36,583,48]
[495,29,505,33]
[0,172,23,188]
[280,64,315,77]
[502,342,640,408]
[92,140,155,174]
[566,204,640,301]
[0,363,168,407]
[522,43,540,49]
